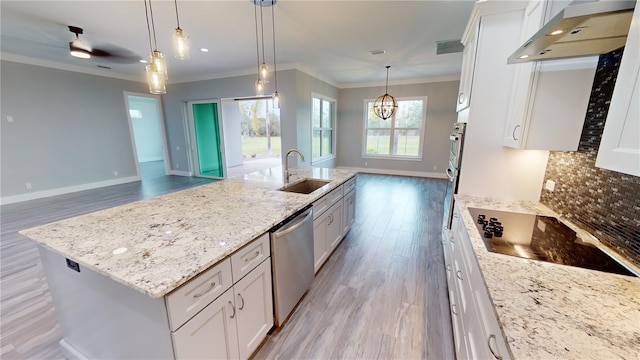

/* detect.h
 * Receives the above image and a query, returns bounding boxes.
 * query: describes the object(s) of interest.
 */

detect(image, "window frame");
[362,96,428,161]
[311,93,337,164]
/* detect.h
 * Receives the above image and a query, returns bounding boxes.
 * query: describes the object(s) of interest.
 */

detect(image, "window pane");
[395,100,423,128]
[312,130,321,158]
[321,130,332,156]
[393,129,421,156]
[312,98,321,128]
[322,100,332,128]
[366,130,390,155]
[366,102,390,129]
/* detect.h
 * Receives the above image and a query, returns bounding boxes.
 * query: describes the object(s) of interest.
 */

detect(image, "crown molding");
[339,73,460,89]
[0,53,144,82]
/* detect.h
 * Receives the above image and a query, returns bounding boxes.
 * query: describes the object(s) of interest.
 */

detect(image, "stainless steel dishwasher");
[269,205,314,327]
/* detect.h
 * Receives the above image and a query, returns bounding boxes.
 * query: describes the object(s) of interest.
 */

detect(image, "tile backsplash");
[540,48,640,266]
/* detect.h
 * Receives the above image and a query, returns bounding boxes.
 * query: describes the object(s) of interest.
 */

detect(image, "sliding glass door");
[187,100,225,179]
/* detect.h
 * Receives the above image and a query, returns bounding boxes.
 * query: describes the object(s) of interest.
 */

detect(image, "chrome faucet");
[284,148,305,184]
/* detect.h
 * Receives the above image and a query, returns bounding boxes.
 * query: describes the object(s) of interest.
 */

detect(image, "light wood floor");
[1,171,453,359]
[254,174,453,360]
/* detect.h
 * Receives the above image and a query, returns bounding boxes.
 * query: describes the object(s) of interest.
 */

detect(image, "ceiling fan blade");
[90,46,142,64]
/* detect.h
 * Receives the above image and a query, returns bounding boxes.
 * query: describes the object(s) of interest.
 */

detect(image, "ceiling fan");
[68,26,141,64]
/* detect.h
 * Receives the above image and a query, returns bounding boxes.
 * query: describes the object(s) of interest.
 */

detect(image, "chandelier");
[373,66,397,120]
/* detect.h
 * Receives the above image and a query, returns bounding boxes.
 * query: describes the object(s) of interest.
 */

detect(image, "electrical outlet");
[176,163,179,169]
[545,179,556,191]
[6,116,14,123]
[364,162,368,167]
[176,146,180,151]
[433,166,437,171]
[25,182,32,190]
[114,171,118,176]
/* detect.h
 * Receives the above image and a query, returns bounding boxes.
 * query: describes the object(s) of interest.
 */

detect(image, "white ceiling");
[0,0,475,87]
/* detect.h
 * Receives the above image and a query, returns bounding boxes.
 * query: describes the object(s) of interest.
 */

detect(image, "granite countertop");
[20,167,357,299]
[455,194,640,360]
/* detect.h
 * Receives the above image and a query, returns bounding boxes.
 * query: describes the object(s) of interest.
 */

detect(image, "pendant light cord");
[260,1,266,64]
[271,0,277,91]
[144,0,153,54]
[149,0,158,50]
[174,0,181,29]
[254,2,261,76]
[385,65,390,93]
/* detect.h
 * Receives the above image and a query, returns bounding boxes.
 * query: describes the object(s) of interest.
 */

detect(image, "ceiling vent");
[436,40,464,55]
[369,49,386,55]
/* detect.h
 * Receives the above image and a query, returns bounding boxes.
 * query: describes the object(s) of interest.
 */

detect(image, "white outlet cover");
[545,180,556,191]
[7,116,14,123]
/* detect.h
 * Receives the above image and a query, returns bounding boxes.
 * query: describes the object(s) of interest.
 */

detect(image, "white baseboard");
[60,339,89,360]
[0,176,140,205]
[338,166,447,179]
[170,170,192,176]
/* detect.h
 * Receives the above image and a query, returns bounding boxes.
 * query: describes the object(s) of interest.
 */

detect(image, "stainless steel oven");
[444,122,466,229]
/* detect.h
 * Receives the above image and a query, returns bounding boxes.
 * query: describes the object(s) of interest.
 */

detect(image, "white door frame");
[185,99,227,179]
[123,92,171,176]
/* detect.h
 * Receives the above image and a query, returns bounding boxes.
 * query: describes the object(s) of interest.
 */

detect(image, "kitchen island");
[19,167,357,359]
[448,195,640,359]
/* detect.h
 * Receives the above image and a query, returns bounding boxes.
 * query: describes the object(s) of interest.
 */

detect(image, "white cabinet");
[596,1,640,176]
[312,177,356,274]
[342,189,356,235]
[172,289,240,360]
[504,0,597,150]
[171,235,274,360]
[456,20,479,112]
[443,204,511,360]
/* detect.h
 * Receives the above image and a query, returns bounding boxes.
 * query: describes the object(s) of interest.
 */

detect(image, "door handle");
[446,168,455,181]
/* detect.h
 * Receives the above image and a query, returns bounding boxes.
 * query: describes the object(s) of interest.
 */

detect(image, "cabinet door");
[327,201,344,252]
[596,2,640,177]
[457,24,479,112]
[172,289,240,360]
[342,190,356,236]
[313,211,329,274]
[235,258,274,360]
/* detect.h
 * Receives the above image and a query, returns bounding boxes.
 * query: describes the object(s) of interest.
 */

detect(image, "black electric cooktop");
[467,208,637,277]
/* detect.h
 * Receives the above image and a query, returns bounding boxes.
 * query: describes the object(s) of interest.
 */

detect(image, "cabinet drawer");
[326,184,343,206]
[343,177,356,194]
[231,233,270,283]
[312,197,328,220]
[166,258,232,331]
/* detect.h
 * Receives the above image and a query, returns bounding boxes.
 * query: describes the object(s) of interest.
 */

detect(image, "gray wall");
[294,71,339,168]
[161,69,339,172]
[337,81,459,175]
[1,60,147,200]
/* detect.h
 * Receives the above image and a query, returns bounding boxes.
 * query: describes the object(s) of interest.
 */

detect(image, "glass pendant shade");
[150,50,168,79]
[260,63,270,83]
[272,91,280,108]
[373,93,398,120]
[173,28,190,60]
[255,79,265,96]
[146,63,166,94]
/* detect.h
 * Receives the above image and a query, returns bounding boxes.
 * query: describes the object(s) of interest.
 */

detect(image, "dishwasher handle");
[272,209,313,239]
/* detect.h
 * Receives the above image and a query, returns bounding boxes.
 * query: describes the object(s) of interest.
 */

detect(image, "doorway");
[124,93,170,181]
[186,100,225,179]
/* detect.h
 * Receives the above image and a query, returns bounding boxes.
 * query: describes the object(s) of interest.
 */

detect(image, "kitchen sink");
[279,179,331,194]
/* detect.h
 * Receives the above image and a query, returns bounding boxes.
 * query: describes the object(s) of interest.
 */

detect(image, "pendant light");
[271,0,279,108]
[373,66,398,120]
[172,0,190,60]
[258,0,269,84]
[144,0,166,94]
[253,1,264,96]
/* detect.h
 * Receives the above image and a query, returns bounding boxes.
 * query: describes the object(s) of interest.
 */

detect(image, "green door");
[192,102,224,178]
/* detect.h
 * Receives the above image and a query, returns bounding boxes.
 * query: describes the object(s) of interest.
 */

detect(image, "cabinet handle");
[192,281,216,298]
[451,303,459,316]
[229,301,236,319]
[245,250,260,263]
[512,125,520,141]
[238,293,245,310]
[488,334,503,360]
[446,264,452,272]
[456,270,463,281]
[328,214,333,225]
[458,92,465,104]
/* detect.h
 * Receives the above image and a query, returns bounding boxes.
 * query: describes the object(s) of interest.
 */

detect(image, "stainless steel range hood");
[508,1,636,64]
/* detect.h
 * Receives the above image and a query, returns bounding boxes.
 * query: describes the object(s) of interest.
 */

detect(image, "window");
[312,95,336,163]
[363,97,427,159]
[129,109,143,118]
